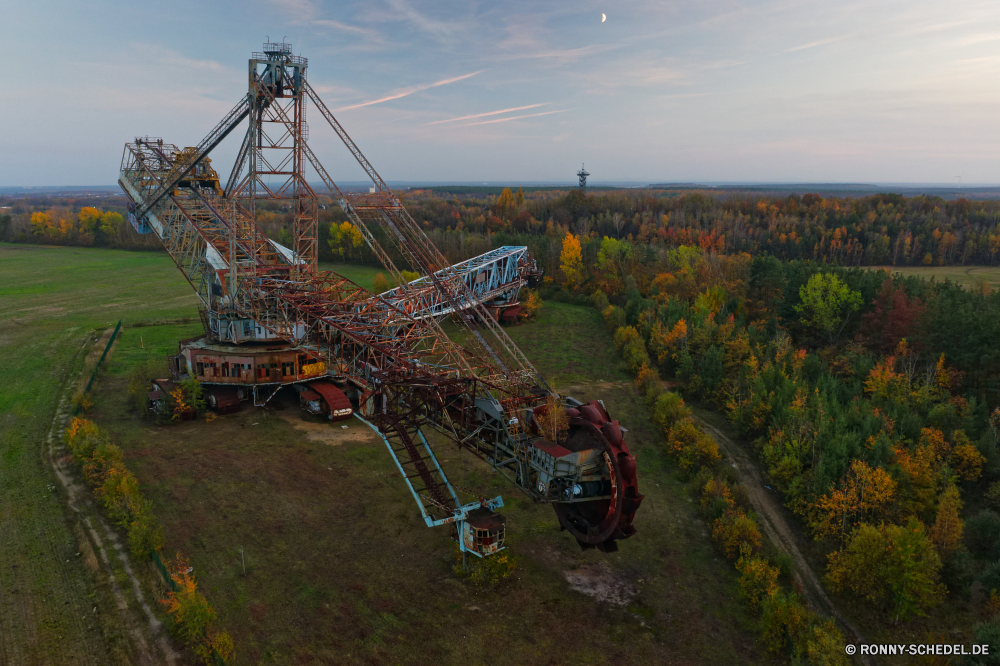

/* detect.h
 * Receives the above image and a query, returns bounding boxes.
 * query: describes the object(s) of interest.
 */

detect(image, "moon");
[601,13,606,22]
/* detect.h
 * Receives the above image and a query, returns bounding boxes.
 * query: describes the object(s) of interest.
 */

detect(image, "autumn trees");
[585,236,1000,630]
[27,206,127,245]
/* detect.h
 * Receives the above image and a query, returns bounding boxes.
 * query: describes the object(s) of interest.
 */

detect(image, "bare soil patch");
[276,412,376,446]
[564,563,638,606]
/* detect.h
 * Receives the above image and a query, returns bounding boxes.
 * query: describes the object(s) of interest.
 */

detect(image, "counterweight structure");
[119,43,643,555]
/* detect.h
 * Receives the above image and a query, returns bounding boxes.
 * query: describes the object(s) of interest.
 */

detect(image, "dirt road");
[693,415,873,664]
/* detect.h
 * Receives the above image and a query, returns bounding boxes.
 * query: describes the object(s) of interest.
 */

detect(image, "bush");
[613,325,641,351]
[519,290,542,320]
[65,419,167,568]
[736,547,780,607]
[64,417,107,459]
[591,290,610,311]
[161,556,217,656]
[634,364,660,398]
[712,509,762,559]
[666,418,721,472]
[178,378,206,413]
[603,305,626,331]
[651,392,690,434]
[453,548,518,590]
[202,630,235,664]
[127,357,166,414]
[622,338,651,374]
[82,442,125,486]
[966,510,1000,561]
[758,590,808,655]
[801,619,850,666]
[701,477,736,516]
[127,500,165,557]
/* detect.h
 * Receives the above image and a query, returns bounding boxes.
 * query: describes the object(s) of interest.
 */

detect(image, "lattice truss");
[118,42,643,549]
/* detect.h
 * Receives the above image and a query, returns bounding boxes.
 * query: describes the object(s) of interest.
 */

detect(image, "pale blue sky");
[2,0,999,185]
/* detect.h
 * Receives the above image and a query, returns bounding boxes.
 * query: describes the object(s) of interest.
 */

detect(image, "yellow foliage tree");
[78,206,103,232]
[30,211,51,235]
[536,393,569,444]
[328,221,364,259]
[811,460,897,539]
[559,232,584,289]
[893,442,938,516]
[950,432,985,482]
[519,290,542,320]
[929,484,963,557]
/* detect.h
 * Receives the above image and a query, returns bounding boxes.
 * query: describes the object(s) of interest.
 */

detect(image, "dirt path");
[693,415,874,665]
[47,329,179,665]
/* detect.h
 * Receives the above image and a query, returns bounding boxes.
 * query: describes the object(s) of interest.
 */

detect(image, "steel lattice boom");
[118,43,642,556]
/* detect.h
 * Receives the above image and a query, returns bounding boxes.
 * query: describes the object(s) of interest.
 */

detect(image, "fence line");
[74,320,122,415]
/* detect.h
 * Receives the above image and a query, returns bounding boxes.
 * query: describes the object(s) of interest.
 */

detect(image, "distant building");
[577,164,590,189]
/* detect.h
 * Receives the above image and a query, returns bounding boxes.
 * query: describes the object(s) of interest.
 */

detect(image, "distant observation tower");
[577,163,590,189]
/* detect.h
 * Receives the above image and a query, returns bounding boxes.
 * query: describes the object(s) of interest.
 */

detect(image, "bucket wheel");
[553,400,643,552]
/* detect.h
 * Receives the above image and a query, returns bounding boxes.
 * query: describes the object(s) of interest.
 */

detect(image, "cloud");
[312,18,378,36]
[426,103,550,125]
[131,43,233,74]
[269,0,320,22]
[461,109,567,127]
[381,0,474,42]
[502,44,614,62]
[335,70,483,111]
[785,32,860,53]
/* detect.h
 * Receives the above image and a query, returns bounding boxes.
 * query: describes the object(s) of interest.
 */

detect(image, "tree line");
[9,188,1000,270]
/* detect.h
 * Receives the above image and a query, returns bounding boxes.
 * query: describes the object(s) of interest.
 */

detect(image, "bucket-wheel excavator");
[118,42,643,557]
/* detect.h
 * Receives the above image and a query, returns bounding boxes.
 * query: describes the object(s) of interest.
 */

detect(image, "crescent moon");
[602,13,606,22]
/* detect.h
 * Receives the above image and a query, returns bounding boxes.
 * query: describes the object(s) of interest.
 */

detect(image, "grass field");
[318,262,385,292]
[0,242,201,664]
[4,243,768,665]
[867,264,1000,289]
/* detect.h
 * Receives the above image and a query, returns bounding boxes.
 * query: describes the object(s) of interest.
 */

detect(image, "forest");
[6,186,1000,269]
[561,235,1000,660]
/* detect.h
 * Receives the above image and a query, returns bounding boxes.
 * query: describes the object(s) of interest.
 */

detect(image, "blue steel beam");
[375,246,535,321]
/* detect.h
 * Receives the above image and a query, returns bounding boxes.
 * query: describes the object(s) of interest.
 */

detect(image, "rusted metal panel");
[308,381,352,420]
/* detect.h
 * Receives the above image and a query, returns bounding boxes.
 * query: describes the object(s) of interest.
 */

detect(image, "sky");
[2,0,1000,186]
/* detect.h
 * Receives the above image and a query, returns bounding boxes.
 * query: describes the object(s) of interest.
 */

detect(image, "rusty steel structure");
[119,43,643,555]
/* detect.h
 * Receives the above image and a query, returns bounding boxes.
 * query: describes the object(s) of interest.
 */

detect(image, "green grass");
[866,264,1000,289]
[0,242,200,664]
[318,262,385,292]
